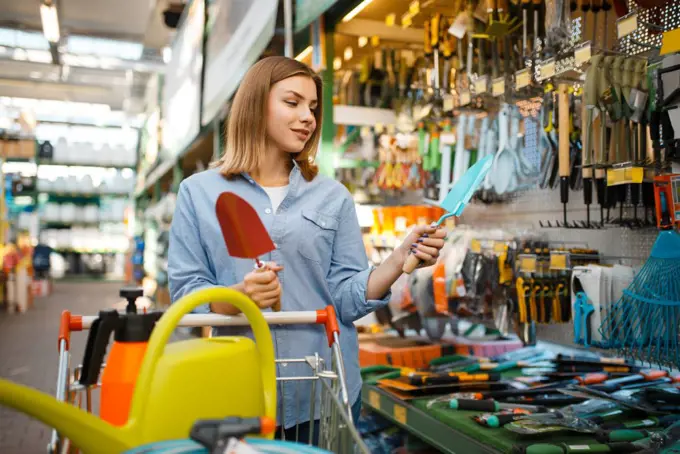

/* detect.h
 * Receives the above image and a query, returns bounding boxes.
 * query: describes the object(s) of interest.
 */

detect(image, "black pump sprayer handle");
[120,287,144,314]
[78,310,121,386]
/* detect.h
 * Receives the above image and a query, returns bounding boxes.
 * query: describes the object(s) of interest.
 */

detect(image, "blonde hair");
[212,56,322,181]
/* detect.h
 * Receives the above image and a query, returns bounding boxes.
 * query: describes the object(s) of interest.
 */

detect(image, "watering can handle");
[129,287,277,431]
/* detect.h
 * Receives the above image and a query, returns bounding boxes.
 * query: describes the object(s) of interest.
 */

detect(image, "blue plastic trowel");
[403,154,494,274]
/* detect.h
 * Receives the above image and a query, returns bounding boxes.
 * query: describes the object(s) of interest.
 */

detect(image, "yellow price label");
[409,0,421,15]
[492,77,505,97]
[386,124,396,135]
[385,13,396,27]
[494,242,507,254]
[540,60,556,80]
[617,13,637,39]
[515,69,530,90]
[394,405,407,424]
[471,239,482,253]
[661,28,680,56]
[549,252,569,270]
[460,90,471,106]
[574,43,592,66]
[369,391,380,410]
[401,12,413,28]
[607,167,644,186]
[375,123,385,134]
[474,77,488,94]
[371,36,380,47]
[520,256,537,273]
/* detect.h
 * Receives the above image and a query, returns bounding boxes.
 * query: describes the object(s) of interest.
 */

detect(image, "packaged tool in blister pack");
[653,174,680,230]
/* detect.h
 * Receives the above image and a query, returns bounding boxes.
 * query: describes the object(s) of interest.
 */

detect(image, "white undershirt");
[262,185,289,213]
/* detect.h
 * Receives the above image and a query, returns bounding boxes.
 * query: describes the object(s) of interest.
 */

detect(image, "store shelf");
[361,385,499,454]
[333,105,397,127]
[37,161,135,170]
[40,191,130,199]
[135,126,214,198]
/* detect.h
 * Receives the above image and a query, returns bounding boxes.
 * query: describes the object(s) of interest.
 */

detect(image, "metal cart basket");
[50,305,370,454]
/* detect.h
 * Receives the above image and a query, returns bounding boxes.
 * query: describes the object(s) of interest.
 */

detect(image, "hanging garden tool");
[215,192,280,311]
[559,83,572,226]
[403,155,495,274]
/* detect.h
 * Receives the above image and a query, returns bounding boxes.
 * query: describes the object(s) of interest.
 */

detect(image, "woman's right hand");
[243,263,283,310]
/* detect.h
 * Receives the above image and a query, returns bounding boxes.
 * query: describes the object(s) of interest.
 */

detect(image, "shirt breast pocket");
[299,209,339,270]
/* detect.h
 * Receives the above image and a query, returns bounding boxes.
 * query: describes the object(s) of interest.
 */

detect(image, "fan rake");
[598,230,680,369]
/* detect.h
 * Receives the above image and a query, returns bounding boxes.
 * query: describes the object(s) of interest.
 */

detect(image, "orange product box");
[359,337,457,369]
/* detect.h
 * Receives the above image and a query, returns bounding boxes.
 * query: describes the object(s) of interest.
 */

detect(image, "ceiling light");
[358,36,368,48]
[333,57,342,70]
[342,0,373,23]
[40,3,61,43]
[295,46,312,62]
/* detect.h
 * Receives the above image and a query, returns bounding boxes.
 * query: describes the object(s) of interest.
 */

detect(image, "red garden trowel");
[215,192,281,311]
[403,154,494,274]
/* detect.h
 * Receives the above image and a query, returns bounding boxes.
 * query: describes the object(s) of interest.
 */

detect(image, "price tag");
[371,36,380,47]
[494,242,507,254]
[607,167,644,186]
[474,77,488,94]
[515,69,530,90]
[574,42,592,66]
[386,124,396,135]
[401,12,413,28]
[540,59,556,80]
[443,94,454,112]
[617,12,638,39]
[440,132,456,145]
[519,254,537,273]
[369,390,380,409]
[394,405,407,424]
[549,251,570,270]
[471,239,482,253]
[409,0,420,15]
[375,123,385,134]
[385,13,396,27]
[460,90,471,106]
[492,77,505,97]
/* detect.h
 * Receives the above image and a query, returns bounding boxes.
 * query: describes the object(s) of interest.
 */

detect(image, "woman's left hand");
[396,224,447,269]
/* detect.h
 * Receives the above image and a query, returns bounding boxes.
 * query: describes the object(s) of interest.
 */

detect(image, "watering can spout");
[0,378,134,454]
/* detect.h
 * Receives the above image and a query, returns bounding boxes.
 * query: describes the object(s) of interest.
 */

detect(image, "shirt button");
[265,208,272,214]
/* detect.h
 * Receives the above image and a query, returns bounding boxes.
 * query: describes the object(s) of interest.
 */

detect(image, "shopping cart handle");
[315,305,340,347]
[72,306,341,347]
[58,310,82,351]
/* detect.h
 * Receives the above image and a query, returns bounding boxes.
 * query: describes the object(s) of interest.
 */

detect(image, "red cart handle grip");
[315,306,340,347]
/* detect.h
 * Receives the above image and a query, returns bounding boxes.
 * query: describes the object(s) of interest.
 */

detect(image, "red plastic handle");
[315,306,340,347]
[58,311,71,351]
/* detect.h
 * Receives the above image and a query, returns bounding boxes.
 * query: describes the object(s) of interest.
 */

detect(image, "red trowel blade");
[215,192,275,259]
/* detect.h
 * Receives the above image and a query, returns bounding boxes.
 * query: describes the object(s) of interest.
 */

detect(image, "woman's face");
[266,75,318,154]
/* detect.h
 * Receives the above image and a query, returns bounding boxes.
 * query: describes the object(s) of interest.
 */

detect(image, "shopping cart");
[44,287,370,454]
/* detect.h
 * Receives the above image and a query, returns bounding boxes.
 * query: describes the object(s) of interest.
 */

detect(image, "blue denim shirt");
[168,164,390,428]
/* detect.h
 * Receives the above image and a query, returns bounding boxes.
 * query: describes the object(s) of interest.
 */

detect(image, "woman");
[168,56,446,443]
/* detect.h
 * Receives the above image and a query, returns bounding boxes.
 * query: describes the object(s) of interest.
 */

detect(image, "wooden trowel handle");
[403,254,421,274]
[558,83,570,178]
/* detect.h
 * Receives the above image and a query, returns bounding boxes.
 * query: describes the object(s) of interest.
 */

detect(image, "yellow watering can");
[0,287,277,454]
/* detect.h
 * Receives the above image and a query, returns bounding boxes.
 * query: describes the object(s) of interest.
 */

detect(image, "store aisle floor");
[0,282,125,454]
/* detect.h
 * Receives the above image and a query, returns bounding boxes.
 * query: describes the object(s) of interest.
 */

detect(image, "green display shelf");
[361,384,604,454]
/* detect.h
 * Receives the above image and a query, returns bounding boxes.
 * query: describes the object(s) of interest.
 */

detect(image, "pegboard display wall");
[461,184,660,349]
[619,0,680,56]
